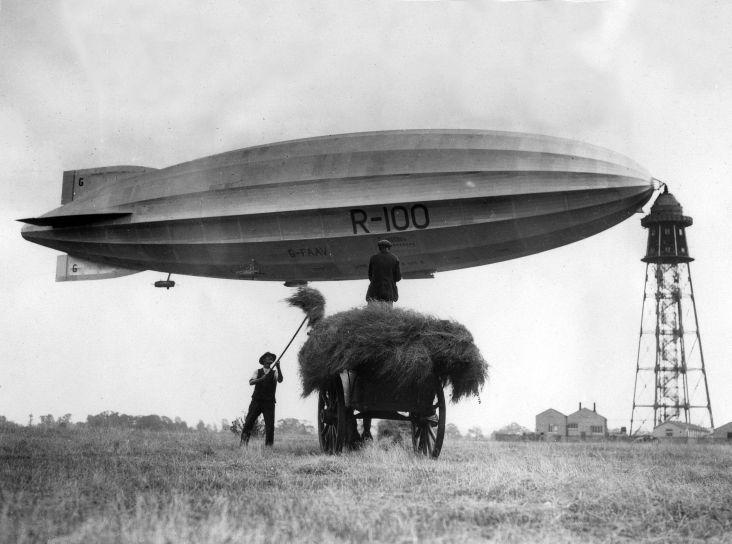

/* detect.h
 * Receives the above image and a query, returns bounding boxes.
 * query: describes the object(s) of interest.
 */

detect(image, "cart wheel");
[410,381,446,458]
[318,379,348,454]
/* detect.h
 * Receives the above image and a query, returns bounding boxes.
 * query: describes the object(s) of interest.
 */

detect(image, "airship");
[20,129,654,284]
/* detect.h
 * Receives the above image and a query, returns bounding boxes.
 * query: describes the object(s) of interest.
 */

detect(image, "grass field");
[1,428,731,543]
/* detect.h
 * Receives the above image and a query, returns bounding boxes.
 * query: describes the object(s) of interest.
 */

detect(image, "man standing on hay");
[362,239,401,440]
[366,239,401,306]
[240,351,283,447]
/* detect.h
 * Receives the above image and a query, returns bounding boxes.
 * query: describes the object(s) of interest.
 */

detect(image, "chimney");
[579,402,582,410]
[593,402,596,412]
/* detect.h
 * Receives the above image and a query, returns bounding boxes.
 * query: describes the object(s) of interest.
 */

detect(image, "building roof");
[536,408,565,418]
[654,421,710,433]
[567,407,607,421]
[713,421,732,433]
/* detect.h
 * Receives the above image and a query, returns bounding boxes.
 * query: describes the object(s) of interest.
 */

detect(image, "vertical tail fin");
[61,166,157,204]
[56,255,141,282]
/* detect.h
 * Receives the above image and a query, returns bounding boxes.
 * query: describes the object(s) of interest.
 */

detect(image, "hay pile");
[298,302,487,403]
[285,286,325,325]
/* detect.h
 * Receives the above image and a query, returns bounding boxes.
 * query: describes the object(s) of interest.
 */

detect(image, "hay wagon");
[317,370,446,458]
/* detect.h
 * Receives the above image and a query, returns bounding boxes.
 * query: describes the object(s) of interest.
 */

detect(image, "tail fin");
[56,254,141,282]
[18,212,131,227]
[61,165,157,204]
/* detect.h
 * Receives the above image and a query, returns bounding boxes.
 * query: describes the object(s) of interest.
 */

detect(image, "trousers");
[241,399,276,446]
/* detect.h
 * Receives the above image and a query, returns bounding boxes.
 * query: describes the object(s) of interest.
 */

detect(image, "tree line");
[377,420,486,441]
[2,413,489,439]
[0,412,317,435]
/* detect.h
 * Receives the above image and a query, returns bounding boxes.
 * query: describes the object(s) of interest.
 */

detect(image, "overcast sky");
[1,0,730,433]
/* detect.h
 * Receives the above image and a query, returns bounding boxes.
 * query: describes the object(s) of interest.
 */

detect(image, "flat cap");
[377,239,392,248]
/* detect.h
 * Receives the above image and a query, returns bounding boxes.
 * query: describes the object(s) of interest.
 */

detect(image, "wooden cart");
[317,370,446,458]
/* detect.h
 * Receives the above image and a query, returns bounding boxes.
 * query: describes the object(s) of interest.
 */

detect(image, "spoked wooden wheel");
[318,379,347,454]
[410,382,446,458]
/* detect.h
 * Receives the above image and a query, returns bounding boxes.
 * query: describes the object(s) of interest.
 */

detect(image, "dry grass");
[1,428,731,543]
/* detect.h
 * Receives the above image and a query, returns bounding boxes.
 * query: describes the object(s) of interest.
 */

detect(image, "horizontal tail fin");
[56,254,141,282]
[18,212,131,228]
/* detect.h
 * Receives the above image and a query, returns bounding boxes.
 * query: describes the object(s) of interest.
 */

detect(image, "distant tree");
[86,413,100,427]
[492,422,530,438]
[58,414,72,428]
[39,414,55,429]
[230,414,264,437]
[100,413,130,429]
[196,420,207,432]
[28,414,33,427]
[0,416,21,430]
[377,420,411,443]
[84,411,188,431]
[220,419,230,433]
[276,418,314,435]
[467,426,485,440]
[445,423,462,439]
[88,411,132,429]
[137,415,164,431]
[121,414,136,428]
[173,417,189,432]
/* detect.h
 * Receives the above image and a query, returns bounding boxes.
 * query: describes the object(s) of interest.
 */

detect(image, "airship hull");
[21,130,654,282]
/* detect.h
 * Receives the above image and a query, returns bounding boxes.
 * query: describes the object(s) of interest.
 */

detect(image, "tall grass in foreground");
[1,428,731,543]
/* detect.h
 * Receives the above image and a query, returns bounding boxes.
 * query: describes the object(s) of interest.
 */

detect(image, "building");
[566,403,607,439]
[712,422,732,441]
[652,421,711,439]
[535,403,607,440]
[535,409,566,439]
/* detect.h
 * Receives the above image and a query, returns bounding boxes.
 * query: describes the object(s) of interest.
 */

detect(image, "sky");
[1,0,731,434]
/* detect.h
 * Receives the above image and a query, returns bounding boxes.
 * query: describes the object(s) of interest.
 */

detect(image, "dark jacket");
[366,251,401,302]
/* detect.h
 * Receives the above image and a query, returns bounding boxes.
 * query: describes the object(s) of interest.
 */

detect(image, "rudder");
[56,254,142,282]
[61,165,157,204]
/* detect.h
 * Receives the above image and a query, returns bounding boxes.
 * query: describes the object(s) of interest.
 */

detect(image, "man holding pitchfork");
[240,351,283,446]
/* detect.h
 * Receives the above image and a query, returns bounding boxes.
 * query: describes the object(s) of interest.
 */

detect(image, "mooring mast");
[630,187,714,434]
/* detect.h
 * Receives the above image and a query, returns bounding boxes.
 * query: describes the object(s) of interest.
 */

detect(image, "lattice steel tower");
[630,188,713,434]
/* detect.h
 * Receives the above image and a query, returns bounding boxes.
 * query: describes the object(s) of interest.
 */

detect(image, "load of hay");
[285,286,325,325]
[297,301,488,403]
